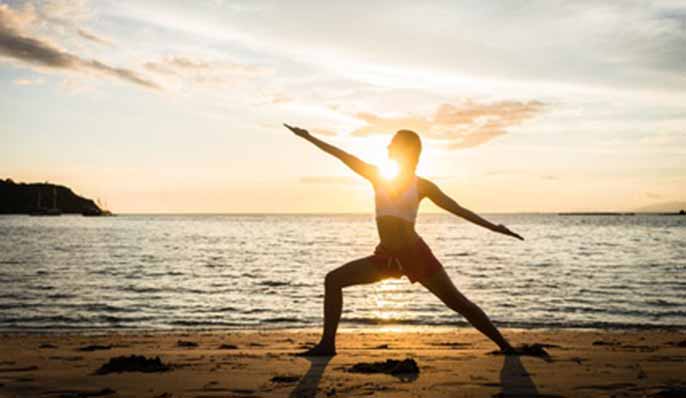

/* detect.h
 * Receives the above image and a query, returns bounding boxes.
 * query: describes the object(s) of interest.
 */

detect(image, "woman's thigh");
[419,267,472,310]
[326,256,390,289]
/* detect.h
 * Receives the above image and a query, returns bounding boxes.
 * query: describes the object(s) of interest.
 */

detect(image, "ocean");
[1,213,684,331]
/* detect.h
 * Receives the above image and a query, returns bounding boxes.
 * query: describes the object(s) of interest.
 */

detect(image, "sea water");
[1,214,684,331]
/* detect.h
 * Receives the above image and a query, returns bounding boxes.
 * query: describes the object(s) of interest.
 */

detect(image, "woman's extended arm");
[420,178,524,240]
[284,123,378,181]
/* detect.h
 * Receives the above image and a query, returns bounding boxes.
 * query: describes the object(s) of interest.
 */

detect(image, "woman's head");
[388,129,422,171]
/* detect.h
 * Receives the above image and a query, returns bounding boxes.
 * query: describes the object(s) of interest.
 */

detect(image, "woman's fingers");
[499,224,524,241]
[283,123,308,136]
[508,229,524,241]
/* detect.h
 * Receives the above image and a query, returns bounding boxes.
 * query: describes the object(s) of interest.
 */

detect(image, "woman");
[284,123,523,356]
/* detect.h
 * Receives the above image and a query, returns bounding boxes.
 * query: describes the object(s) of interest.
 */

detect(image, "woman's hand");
[495,224,524,240]
[284,123,310,139]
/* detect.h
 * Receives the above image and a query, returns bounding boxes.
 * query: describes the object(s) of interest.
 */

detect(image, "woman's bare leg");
[298,256,387,356]
[421,268,513,351]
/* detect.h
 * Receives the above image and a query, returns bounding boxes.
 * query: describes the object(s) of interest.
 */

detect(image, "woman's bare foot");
[501,342,515,354]
[295,343,336,357]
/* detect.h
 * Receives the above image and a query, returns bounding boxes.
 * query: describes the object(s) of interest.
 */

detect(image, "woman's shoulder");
[416,176,439,197]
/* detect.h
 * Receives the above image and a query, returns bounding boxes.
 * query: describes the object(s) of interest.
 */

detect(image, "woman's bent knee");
[324,271,340,290]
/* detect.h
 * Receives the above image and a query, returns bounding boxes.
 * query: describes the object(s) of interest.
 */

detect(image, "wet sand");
[1,329,685,397]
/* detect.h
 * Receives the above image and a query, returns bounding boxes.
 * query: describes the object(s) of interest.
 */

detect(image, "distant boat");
[656,209,686,216]
[30,185,62,216]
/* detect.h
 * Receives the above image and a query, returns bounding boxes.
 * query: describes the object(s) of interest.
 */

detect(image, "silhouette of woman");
[284,124,523,356]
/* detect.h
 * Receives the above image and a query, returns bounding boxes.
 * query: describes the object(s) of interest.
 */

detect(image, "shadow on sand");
[289,356,332,398]
[289,354,552,397]
[499,355,560,398]
[499,355,538,396]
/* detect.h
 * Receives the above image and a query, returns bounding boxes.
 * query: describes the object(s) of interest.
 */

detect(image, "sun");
[355,136,401,180]
[379,159,399,180]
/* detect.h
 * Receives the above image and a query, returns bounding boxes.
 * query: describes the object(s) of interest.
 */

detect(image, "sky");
[1,0,685,213]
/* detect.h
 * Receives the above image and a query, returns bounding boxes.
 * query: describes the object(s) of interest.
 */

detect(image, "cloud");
[143,56,273,86]
[14,77,43,85]
[349,100,544,149]
[310,127,337,136]
[132,2,686,95]
[270,94,291,104]
[38,0,92,26]
[0,4,158,89]
[299,176,360,185]
[77,28,113,46]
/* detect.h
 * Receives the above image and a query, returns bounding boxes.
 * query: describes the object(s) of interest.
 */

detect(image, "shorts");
[370,236,444,283]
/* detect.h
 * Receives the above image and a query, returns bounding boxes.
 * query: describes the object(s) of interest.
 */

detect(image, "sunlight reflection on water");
[1,213,685,331]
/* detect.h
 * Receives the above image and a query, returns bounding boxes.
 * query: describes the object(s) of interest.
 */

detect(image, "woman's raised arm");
[284,123,379,181]
[420,178,524,240]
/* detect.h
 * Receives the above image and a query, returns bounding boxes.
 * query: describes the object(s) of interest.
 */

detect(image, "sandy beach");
[1,329,685,397]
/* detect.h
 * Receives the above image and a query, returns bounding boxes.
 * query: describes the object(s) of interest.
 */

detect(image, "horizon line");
[4,211,679,216]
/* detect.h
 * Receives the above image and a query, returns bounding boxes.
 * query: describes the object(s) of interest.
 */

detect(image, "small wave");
[168,320,244,327]
[263,317,302,323]
[445,252,471,257]
[193,306,239,313]
[646,299,682,308]
[259,280,290,287]
[32,285,55,291]
[342,317,465,326]
[173,287,208,294]
[242,308,269,314]
[120,285,165,294]
[78,303,138,314]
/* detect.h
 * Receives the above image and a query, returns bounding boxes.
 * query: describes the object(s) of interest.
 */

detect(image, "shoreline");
[2,323,685,336]
[1,329,685,397]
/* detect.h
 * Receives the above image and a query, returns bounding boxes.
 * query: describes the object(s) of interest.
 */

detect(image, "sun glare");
[356,137,400,180]
[379,160,399,180]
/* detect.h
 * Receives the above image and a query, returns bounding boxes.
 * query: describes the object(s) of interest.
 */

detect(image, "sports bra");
[374,176,419,223]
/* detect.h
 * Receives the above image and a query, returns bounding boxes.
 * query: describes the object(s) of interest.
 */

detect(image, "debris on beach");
[592,340,620,346]
[78,344,112,352]
[429,342,471,348]
[348,358,419,375]
[270,375,300,383]
[372,344,390,349]
[668,340,686,348]
[49,356,83,362]
[177,340,199,348]
[218,343,238,350]
[95,355,170,375]
[650,386,686,397]
[46,387,115,397]
[0,365,38,373]
[39,343,58,349]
